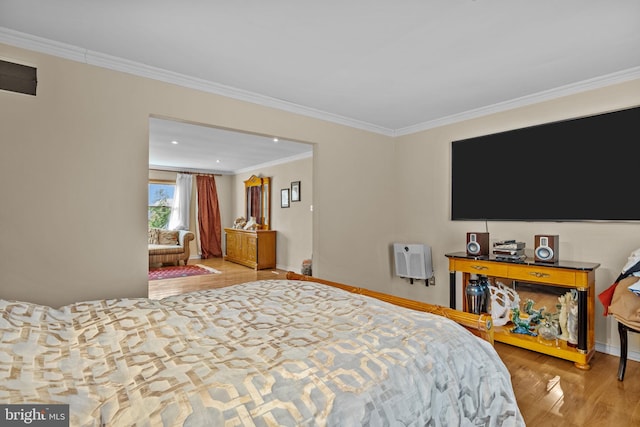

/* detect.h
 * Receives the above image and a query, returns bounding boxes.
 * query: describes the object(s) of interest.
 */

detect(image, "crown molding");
[149,151,312,176]
[149,165,233,176]
[394,66,640,136]
[0,27,87,63]
[0,27,394,136]
[234,151,313,175]
[2,27,638,138]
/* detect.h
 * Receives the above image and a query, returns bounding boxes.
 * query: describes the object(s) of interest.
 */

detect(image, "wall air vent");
[0,60,37,96]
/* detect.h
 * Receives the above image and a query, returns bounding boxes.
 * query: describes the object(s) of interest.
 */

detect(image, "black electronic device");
[451,105,640,221]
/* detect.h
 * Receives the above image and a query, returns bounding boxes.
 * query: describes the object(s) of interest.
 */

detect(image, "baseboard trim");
[276,264,296,273]
[595,341,640,362]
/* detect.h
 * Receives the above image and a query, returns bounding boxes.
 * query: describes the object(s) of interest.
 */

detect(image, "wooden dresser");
[224,228,276,270]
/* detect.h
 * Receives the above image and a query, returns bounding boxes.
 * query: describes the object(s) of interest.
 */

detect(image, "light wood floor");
[149,258,640,426]
[148,257,287,300]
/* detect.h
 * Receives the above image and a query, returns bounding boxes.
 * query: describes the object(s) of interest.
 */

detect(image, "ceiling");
[149,118,312,174]
[1,1,639,172]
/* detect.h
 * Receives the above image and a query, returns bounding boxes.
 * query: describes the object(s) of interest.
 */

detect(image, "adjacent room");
[1,1,640,425]
[146,117,313,293]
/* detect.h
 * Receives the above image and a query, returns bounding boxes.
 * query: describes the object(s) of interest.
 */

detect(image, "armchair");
[148,228,195,266]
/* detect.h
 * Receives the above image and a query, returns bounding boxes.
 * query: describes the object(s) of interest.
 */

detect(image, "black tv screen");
[451,105,640,221]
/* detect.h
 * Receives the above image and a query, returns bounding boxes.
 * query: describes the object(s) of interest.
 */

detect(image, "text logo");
[0,405,69,426]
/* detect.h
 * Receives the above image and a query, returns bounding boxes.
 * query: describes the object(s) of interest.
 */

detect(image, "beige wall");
[2,41,639,357]
[0,42,393,308]
[391,79,640,357]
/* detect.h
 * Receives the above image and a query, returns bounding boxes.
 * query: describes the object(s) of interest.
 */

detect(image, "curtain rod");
[149,167,222,176]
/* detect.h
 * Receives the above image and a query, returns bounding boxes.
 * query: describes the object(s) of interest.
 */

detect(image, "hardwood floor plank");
[149,257,640,425]
[495,343,640,426]
[148,257,286,299]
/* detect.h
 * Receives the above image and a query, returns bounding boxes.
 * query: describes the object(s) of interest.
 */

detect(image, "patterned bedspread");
[0,280,524,426]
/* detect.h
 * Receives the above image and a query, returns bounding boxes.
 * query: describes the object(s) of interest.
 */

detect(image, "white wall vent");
[393,243,433,284]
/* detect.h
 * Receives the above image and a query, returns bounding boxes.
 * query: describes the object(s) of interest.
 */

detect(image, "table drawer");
[507,265,576,287]
[450,259,509,277]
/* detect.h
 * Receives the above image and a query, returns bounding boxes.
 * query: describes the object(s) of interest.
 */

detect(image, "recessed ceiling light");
[273,137,279,142]
[216,159,220,163]
[171,140,179,145]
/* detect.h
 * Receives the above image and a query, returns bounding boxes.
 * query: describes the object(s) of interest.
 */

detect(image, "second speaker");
[534,234,559,263]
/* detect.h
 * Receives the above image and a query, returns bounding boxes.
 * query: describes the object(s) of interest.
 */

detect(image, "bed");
[0,273,524,426]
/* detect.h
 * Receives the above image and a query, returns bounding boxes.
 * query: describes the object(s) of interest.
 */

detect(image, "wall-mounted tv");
[451,105,640,222]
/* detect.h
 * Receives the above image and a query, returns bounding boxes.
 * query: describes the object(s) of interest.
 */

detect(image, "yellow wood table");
[446,252,599,369]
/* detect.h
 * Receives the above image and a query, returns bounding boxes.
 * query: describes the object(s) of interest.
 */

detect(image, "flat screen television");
[451,105,640,221]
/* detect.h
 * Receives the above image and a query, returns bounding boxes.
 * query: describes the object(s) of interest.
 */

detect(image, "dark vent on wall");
[0,60,37,96]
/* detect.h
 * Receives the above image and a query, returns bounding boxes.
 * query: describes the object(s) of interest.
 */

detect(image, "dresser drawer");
[507,265,576,287]
[450,259,509,277]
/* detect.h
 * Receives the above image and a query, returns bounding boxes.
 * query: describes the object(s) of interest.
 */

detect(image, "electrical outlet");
[428,276,436,286]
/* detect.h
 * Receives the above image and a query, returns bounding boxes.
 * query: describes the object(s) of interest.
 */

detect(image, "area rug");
[148,264,221,281]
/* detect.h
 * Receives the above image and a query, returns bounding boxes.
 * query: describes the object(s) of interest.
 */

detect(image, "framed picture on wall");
[291,181,301,202]
[281,188,290,208]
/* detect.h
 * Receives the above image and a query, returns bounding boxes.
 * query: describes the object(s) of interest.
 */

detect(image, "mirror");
[245,175,271,230]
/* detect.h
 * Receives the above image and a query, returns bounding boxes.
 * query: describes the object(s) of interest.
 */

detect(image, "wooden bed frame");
[286,272,494,344]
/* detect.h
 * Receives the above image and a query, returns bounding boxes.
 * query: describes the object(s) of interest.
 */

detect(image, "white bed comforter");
[0,280,524,426]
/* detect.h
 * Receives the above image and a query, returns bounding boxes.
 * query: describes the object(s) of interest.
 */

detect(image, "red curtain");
[196,175,222,258]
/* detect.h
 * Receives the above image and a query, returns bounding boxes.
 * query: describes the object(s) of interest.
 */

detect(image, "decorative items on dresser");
[224,228,276,270]
[446,252,599,370]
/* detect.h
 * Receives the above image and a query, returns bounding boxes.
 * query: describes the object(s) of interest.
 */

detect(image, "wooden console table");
[446,252,599,369]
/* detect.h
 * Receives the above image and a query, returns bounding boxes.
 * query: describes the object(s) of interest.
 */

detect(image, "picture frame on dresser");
[281,188,290,208]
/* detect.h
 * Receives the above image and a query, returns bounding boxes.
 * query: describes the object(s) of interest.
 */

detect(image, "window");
[148,182,175,229]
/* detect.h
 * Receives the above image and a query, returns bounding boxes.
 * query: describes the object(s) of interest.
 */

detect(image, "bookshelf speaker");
[534,234,559,263]
[466,232,489,256]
